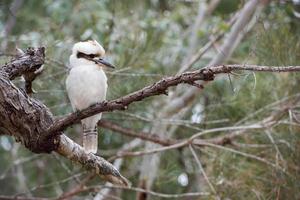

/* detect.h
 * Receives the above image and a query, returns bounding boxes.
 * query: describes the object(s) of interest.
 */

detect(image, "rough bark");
[57,135,129,186]
[0,47,58,153]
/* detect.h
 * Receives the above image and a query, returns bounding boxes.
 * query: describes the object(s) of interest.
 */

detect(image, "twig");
[18,172,86,195]
[189,145,219,197]
[109,124,268,160]
[265,130,285,166]
[94,139,142,200]
[108,140,188,161]
[53,154,81,184]
[56,174,95,200]
[235,93,300,125]
[90,185,209,199]
[201,141,284,172]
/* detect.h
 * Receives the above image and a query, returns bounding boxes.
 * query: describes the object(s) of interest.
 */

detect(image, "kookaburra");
[66,40,115,154]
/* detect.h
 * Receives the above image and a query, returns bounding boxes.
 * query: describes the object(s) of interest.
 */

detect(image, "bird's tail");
[83,127,98,154]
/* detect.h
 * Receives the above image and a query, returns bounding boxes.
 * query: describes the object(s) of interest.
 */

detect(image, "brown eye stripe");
[77,52,98,59]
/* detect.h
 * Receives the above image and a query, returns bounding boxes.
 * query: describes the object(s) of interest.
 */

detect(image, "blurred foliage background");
[0,0,299,199]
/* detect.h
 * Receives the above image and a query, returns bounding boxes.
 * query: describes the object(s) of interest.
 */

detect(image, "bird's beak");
[94,58,115,69]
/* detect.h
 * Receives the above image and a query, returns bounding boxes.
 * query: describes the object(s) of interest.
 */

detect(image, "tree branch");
[57,135,129,186]
[47,64,300,137]
[2,47,45,80]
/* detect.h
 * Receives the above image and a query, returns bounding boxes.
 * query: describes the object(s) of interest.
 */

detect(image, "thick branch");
[57,135,130,186]
[47,65,300,136]
[0,48,57,153]
[2,47,45,80]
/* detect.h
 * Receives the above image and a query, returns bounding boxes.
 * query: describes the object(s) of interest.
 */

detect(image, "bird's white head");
[69,40,115,69]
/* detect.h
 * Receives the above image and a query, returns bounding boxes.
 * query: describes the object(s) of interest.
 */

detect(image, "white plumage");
[66,40,113,154]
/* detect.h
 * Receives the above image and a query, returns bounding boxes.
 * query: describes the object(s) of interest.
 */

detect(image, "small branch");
[189,145,218,197]
[98,120,175,146]
[108,124,264,161]
[85,185,210,199]
[108,140,188,161]
[94,139,142,200]
[108,111,290,169]
[56,174,95,200]
[98,91,297,166]
[25,172,85,194]
[200,141,283,171]
[206,97,298,146]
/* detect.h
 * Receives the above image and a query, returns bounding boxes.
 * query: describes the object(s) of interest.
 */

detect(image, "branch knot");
[200,68,215,81]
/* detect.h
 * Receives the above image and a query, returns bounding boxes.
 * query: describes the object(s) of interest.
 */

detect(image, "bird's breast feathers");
[66,66,108,111]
